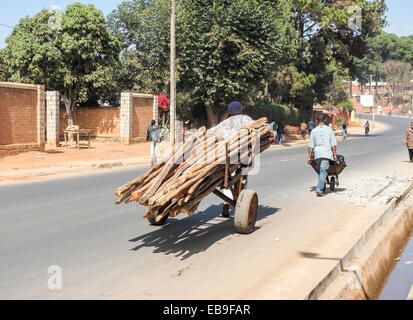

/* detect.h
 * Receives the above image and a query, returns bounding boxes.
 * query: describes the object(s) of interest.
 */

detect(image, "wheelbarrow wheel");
[147,208,169,226]
[234,189,258,234]
[221,203,230,218]
[330,177,336,191]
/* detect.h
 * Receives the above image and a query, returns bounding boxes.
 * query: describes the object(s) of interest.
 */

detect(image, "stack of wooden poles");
[115,117,274,222]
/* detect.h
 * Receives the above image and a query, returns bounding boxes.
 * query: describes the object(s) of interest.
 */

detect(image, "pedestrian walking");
[307,120,315,135]
[364,121,370,135]
[404,122,413,163]
[277,121,285,144]
[342,122,348,140]
[308,114,338,197]
[272,121,278,143]
[377,105,383,115]
[146,120,161,166]
[300,122,307,140]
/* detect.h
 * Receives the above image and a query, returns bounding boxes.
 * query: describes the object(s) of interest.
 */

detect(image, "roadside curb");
[408,284,413,300]
[306,182,413,300]
[0,158,152,181]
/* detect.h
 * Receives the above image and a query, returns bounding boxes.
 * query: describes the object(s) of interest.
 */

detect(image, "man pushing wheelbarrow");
[307,114,344,197]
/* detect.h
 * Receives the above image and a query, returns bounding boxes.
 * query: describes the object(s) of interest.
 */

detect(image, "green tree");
[271,0,387,108]
[3,2,121,125]
[177,0,290,126]
[107,0,171,95]
[0,49,8,81]
[353,32,413,86]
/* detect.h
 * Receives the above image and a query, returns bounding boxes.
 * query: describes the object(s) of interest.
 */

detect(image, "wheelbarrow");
[310,157,347,191]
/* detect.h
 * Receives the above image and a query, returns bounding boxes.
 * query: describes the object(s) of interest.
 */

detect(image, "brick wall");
[0,82,45,157]
[0,85,38,144]
[120,92,158,144]
[59,107,121,139]
[132,96,154,142]
[57,94,156,144]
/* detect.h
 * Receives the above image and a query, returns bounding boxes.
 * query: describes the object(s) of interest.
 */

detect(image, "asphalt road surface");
[0,114,411,299]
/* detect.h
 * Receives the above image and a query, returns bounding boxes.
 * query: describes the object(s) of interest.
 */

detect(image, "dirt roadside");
[0,121,389,184]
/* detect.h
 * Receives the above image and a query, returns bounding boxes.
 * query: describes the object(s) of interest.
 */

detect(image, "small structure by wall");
[312,104,350,128]
[0,82,45,157]
[59,107,121,141]
[120,92,158,144]
[46,91,158,146]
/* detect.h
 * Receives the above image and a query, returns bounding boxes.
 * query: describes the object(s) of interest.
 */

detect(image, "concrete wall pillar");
[37,85,46,151]
[153,95,159,124]
[46,91,60,148]
[120,92,133,145]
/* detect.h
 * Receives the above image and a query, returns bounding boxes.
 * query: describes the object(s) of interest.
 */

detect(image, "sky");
[0,0,412,49]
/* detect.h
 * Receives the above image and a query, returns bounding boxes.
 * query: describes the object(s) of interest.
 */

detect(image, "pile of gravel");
[334,176,413,206]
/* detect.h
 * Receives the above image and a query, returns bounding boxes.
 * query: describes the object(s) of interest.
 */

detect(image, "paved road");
[0,115,411,299]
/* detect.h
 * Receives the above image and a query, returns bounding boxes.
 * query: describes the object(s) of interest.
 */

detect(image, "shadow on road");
[300,252,340,261]
[348,134,383,138]
[129,204,279,260]
[309,186,347,194]
[299,251,371,299]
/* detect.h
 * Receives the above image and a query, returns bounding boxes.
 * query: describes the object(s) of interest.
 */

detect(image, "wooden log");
[115,162,164,196]
[155,199,178,223]
[184,177,225,211]
[115,119,273,211]
[138,127,206,205]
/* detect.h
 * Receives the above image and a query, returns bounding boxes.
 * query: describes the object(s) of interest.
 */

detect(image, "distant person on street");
[378,105,383,115]
[404,122,413,163]
[307,120,315,135]
[308,114,338,197]
[364,121,370,135]
[300,122,307,140]
[272,121,278,143]
[342,122,348,140]
[277,121,285,144]
[146,120,160,166]
[408,110,412,118]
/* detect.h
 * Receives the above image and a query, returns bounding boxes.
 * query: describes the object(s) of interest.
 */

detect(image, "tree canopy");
[1,0,392,127]
[0,49,8,81]
[177,0,291,125]
[3,2,121,125]
[352,32,413,85]
[269,0,387,108]
[107,0,171,95]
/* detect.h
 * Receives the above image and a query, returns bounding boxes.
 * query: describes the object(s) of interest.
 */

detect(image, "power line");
[0,23,13,29]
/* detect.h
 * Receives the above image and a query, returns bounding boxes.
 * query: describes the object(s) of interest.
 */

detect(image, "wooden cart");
[146,147,258,234]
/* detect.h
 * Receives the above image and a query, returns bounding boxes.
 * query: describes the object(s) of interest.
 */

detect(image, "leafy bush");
[243,101,312,126]
[337,99,354,112]
[336,116,344,125]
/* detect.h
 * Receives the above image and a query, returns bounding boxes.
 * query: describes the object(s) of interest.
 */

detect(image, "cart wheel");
[234,189,258,234]
[330,177,336,191]
[147,208,169,226]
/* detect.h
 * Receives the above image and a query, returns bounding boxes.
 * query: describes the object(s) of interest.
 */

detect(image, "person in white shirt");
[212,101,254,216]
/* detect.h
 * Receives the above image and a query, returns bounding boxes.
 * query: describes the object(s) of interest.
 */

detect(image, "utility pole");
[170,0,176,146]
[410,83,413,117]
[369,74,372,95]
[370,74,375,127]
